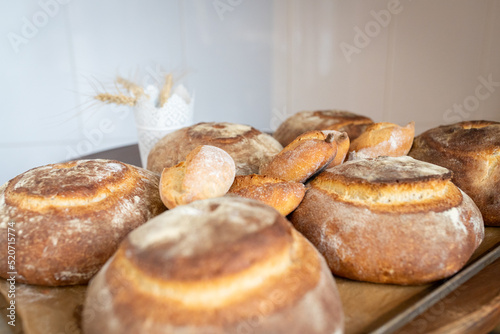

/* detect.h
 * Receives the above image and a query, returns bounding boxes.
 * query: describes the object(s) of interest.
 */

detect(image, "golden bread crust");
[290,156,484,285]
[409,120,500,226]
[260,131,337,183]
[273,110,373,146]
[313,156,460,214]
[0,160,166,286]
[83,197,344,334]
[147,122,282,176]
[348,121,415,160]
[159,145,235,209]
[325,130,350,168]
[227,174,305,216]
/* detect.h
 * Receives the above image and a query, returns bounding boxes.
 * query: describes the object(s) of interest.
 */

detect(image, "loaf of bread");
[326,130,350,168]
[347,121,415,161]
[409,120,500,226]
[273,110,373,147]
[260,131,338,183]
[290,156,484,285]
[0,159,166,286]
[147,122,283,176]
[159,145,235,209]
[227,174,305,216]
[83,197,344,334]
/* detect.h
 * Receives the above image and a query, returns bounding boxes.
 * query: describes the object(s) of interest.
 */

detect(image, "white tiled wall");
[0,0,273,184]
[1,0,499,185]
[271,0,500,134]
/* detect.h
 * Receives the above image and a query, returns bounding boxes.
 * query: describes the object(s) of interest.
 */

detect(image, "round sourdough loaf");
[0,159,166,286]
[273,110,373,147]
[147,122,283,176]
[409,120,500,226]
[290,156,484,285]
[83,197,344,334]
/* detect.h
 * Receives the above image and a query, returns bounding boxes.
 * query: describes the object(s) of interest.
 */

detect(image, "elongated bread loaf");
[83,197,344,334]
[260,131,337,183]
[0,159,166,286]
[290,156,484,285]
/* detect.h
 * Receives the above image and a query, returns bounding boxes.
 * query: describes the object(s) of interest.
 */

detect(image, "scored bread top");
[312,156,462,213]
[187,122,260,142]
[413,120,500,154]
[4,160,136,214]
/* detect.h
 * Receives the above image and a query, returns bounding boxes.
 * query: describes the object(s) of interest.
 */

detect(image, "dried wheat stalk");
[94,93,136,106]
[159,74,173,107]
[116,76,144,98]
[93,73,174,107]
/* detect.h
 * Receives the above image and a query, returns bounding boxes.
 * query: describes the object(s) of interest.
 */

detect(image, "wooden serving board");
[0,228,498,334]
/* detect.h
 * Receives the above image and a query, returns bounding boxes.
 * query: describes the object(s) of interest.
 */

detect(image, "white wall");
[271,0,500,134]
[0,0,273,184]
[1,0,499,185]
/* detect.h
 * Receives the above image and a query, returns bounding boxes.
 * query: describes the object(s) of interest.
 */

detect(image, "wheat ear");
[95,93,136,106]
[159,74,173,107]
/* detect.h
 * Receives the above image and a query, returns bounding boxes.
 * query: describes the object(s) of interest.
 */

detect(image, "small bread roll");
[290,156,484,285]
[148,122,282,176]
[260,131,337,183]
[159,145,235,209]
[273,109,373,147]
[227,174,306,216]
[409,120,500,226]
[83,197,344,334]
[325,130,350,168]
[347,121,415,161]
[0,159,166,286]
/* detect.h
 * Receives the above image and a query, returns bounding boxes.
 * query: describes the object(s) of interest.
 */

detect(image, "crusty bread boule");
[0,159,166,286]
[273,110,373,147]
[290,156,484,285]
[409,120,500,226]
[83,197,344,334]
[147,122,283,176]
[159,145,235,209]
